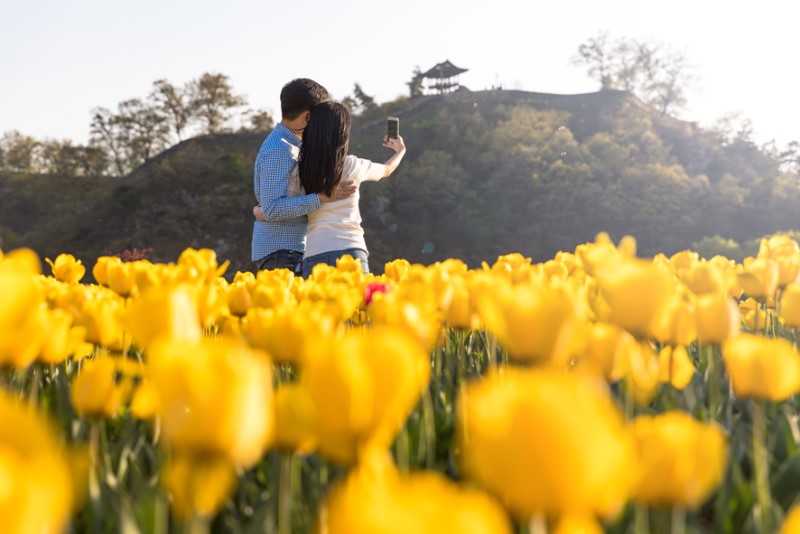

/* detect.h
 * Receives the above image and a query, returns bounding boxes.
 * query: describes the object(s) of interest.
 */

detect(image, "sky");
[2,0,798,148]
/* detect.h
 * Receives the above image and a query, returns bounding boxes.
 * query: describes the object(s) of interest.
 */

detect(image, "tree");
[407,67,424,98]
[39,139,82,175]
[342,83,378,115]
[150,79,190,142]
[572,32,614,90]
[74,146,109,177]
[342,95,359,113]
[353,83,377,111]
[572,33,695,116]
[779,141,799,173]
[90,107,129,176]
[0,131,39,174]
[115,98,170,162]
[187,73,247,134]
[90,98,169,176]
[239,109,275,133]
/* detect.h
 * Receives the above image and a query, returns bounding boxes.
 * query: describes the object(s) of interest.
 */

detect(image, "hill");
[1,89,797,274]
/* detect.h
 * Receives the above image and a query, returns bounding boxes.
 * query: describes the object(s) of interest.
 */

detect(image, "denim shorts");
[255,249,304,274]
[301,248,369,278]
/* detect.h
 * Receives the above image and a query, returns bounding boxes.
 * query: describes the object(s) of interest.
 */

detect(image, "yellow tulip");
[596,258,678,340]
[226,280,252,317]
[487,252,534,284]
[130,379,160,420]
[134,259,171,294]
[737,257,779,302]
[723,334,800,402]
[444,275,474,329]
[781,283,800,328]
[0,303,47,370]
[148,338,273,468]
[657,346,695,390]
[162,451,237,521]
[682,260,728,296]
[623,342,661,406]
[551,515,605,534]
[39,308,88,364]
[316,451,512,534]
[251,277,296,309]
[45,253,86,283]
[302,327,429,465]
[669,250,699,277]
[92,256,120,286]
[744,308,774,332]
[71,356,131,418]
[653,295,696,347]
[105,259,137,297]
[575,233,635,278]
[241,303,335,365]
[126,285,202,349]
[758,234,800,288]
[177,247,230,283]
[573,322,636,380]
[695,294,740,345]
[273,383,318,455]
[631,411,728,508]
[384,258,411,283]
[196,282,230,329]
[0,391,80,534]
[781,505,800,534]
[0,249,47,368]
[367,283,442,352]
[78,296,127,350]
[478,281,578,365]
[458,368,635,520]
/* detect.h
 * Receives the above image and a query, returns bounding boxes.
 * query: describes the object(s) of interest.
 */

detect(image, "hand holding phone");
[387,117,399,139]
[382,135,405,153]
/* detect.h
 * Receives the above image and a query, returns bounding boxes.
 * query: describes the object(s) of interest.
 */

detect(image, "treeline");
[352,94,800,266]
[0,73,274,177]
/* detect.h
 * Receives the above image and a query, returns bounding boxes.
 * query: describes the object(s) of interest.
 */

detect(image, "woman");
[292,101,406,277]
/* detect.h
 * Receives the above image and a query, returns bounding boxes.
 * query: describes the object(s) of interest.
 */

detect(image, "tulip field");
[3,233,800,534]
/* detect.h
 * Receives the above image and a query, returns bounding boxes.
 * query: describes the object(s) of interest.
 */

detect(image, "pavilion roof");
[421,60,468,78]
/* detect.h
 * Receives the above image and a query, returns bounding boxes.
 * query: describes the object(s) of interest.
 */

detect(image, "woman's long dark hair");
[298,101,351,196]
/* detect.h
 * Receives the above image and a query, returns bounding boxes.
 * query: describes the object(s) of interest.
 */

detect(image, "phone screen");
[387,117,399,139]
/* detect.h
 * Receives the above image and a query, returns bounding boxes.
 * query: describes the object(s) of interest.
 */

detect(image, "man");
[251,78,355,272]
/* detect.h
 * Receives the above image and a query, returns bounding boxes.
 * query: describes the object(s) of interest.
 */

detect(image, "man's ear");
[301,110,312,126]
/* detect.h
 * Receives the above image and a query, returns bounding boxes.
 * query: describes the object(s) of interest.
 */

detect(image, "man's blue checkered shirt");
[251,124,321,262]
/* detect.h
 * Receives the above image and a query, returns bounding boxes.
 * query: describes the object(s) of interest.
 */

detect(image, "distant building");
[422,60,468,95]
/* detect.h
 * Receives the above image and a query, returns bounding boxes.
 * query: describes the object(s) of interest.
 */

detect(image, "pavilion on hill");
[422,60,468,95]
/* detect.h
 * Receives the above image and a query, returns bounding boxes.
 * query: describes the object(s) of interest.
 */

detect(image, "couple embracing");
[250,78,406,277]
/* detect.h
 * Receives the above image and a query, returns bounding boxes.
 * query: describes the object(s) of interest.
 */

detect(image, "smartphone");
[387,117,399,139]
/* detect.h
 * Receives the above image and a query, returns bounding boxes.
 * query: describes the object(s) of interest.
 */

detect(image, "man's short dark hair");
[280,79,331,120]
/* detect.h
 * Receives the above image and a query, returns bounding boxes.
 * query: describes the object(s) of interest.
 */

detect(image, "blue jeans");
[301,248,369,278]
[255,249,303,273]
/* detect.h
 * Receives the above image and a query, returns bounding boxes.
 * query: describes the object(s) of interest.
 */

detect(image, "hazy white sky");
[2,0,798,147]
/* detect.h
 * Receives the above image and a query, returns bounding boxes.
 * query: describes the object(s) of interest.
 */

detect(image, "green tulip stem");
[634,504,650,534]
[457,329,466,385]
[671,506,686,534]
[486,330,497,371]
[752,400,772,534]
[397,425,410,474]
[705,344,720,422]
[184,515,209,534]
[421,387,436,469]
[28,363,40,409]
[278,453,294,534]
[88,420,102,533]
